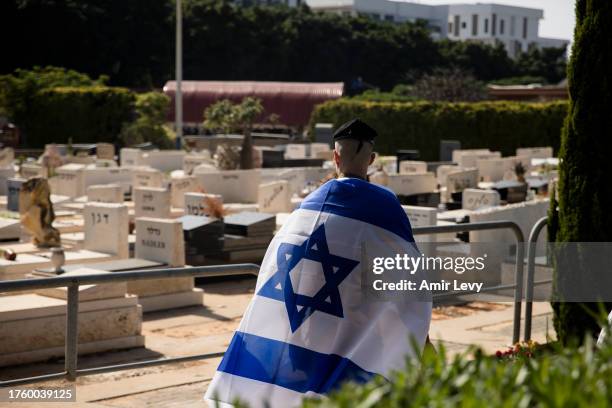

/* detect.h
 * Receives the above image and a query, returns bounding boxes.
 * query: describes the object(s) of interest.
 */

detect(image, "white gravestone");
[141,150,185,172]
[258,180,293,213]
[403,205,438,244]
[183,153,211,175]
[87,184,123,203]
[133,187,171,218]
[436,164,459,187]
[456,151,502,168]
[0,147,14,167]
[284,144,308,159]
[96,143,115,160]
[310,143,331,158]
[82,167,132,194]
[399,160,428,174]
[462,188,501,211]
[184,192,223,216]
[84,203,129,258]
[516,147,553,159]
[476,157,516,182]
[196,169,260,203]
[132,167,164,188]
[170,176,198,208]
[387,173,437,196]
[446,168,478,193]
[0,167,16,195]
[120,148,142,167]
[20,163,44,179]
[452,149,490,164]
[135,217,185,267]
[55,163,85,198]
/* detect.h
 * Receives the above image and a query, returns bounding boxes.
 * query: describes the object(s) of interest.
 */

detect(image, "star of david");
[258,224,359,332]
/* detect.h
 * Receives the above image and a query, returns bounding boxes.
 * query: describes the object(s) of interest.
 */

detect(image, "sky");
[418,0,575,41]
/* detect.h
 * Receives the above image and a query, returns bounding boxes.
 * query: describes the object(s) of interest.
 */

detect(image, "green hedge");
[301,339,612,407]
[310,100,568,160]
[25,86,134,146]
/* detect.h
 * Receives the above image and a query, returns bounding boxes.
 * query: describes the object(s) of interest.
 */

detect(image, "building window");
[510,16,516,36]
[500,19,505,34]
[384,14,394,22]
[461,22,466,29]
[472,14,478,36]
[448,22,453,33]
[492,13,497,36]
[454,15,460,36]
[523,17,528,39]
[371,13,380,20]
[484,18,489,33]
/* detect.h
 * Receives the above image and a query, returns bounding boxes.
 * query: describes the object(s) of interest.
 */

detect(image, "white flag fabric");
[205,177,432,407]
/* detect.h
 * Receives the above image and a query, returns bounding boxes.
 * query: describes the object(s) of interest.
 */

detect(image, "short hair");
[334,139,373,173]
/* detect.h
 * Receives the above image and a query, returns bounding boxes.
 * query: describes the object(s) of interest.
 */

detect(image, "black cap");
[332,118,377,153]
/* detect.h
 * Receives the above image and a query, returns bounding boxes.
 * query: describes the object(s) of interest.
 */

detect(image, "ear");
[369,152,376,165]
[333,149,340,166]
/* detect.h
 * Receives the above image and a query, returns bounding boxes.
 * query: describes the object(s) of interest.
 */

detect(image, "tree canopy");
[3,0,567,90]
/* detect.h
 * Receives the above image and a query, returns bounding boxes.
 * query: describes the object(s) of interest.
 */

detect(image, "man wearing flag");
[205,119,432,407]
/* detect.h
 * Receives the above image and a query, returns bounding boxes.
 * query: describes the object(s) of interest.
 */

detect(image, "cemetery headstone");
[196,169,260,203]
[84,203,129,258]
[170,176,198,208]
[258,180,292,213]
[439,140,461,162]
[314,123,334,146]
[120,148,142,167]
[387,173,437,196]
[135,217,185,266]
[184,192,223,217]
[0,147,14,167]
[446,168,479,193]
[96,143,115,160]
[7,178,24,212]
[399,160,428,174]
[87,184,123,203]
[403,205,438,243]
[183,153,211,175]
[462,188,501,210]
[0,166,16,195]
[133,187,171,218]
[140,150,186,172]
[516,147,553,159]
[55,164,85,198]
[132,167,164,188]
[284,144,308,159]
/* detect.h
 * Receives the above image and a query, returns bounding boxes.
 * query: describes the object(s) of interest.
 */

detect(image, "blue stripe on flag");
[218,331,376,394]
[300,178,415,243]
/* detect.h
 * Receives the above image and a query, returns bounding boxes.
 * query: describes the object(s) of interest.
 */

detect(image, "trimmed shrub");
[119,91,174,149]
[310,99,567,159]
[26,86,134,147]
[301,339,612,407]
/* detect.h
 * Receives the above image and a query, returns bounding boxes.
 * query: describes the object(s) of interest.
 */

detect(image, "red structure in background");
[163,81,344,128]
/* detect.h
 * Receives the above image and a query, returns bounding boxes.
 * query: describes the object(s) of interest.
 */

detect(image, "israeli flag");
[205,178,432,407]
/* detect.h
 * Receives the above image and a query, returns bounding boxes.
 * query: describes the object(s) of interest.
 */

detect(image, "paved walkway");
[0,277,553,407]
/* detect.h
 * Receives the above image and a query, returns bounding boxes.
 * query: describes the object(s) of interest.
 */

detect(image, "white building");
[304,0,568,57]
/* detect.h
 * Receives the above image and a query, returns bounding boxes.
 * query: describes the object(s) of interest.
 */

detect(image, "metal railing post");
[511,227,525,344]
[65,281,80,381]
[524,216,548,342]
[413,220,525,343]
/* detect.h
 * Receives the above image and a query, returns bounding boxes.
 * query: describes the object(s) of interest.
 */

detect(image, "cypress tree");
[554,0,612,343]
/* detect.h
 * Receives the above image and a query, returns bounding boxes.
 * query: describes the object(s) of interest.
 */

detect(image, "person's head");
[332,119,377,179]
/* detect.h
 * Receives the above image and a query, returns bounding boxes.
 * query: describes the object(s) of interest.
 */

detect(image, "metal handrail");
[523,216,548,341]
[413,220,525,344]
[0,264,260,387]
[1,220,527,387]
